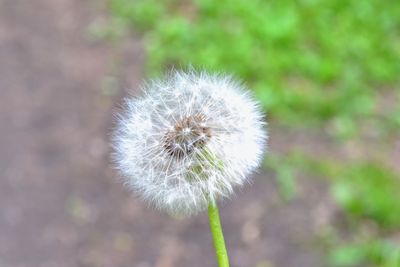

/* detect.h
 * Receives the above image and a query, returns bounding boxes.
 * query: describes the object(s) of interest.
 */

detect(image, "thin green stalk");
[208,202,230,267]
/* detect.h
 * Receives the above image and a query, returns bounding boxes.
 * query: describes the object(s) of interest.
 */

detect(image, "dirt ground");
[0,1,332,267]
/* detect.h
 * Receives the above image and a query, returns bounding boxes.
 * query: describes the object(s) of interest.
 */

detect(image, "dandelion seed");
[112,70,267,216]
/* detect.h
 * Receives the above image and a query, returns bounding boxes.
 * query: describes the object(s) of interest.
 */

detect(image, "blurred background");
[1,0,399,266]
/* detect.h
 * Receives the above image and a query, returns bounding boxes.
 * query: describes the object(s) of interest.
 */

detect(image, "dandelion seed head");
[113,70,267,216]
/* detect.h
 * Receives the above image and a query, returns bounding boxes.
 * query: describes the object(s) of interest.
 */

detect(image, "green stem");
[208,202,230,267]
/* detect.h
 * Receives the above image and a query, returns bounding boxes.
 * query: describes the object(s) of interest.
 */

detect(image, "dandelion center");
[163,113,211,159]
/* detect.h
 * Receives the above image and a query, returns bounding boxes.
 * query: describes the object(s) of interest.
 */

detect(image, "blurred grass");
[107,0,400,137]
[105,0,400,266]
[265,153,400,266]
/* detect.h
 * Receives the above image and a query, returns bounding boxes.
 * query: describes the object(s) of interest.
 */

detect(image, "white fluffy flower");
[113,70,267,216]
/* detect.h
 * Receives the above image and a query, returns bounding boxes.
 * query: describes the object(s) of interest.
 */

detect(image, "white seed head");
[112,70,267,216]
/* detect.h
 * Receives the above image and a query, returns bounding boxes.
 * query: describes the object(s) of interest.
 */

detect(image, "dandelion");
[112,70,267,266]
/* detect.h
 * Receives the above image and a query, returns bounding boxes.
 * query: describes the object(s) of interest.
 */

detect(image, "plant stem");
[208,202,230,267]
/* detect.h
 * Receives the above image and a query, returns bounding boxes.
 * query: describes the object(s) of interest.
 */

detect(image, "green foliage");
[329,244,367,267]
[332,163,400,229]
[265,153,400,267]
[327,163,400,265]
[108,0,400,135]
[329,240,400,267]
